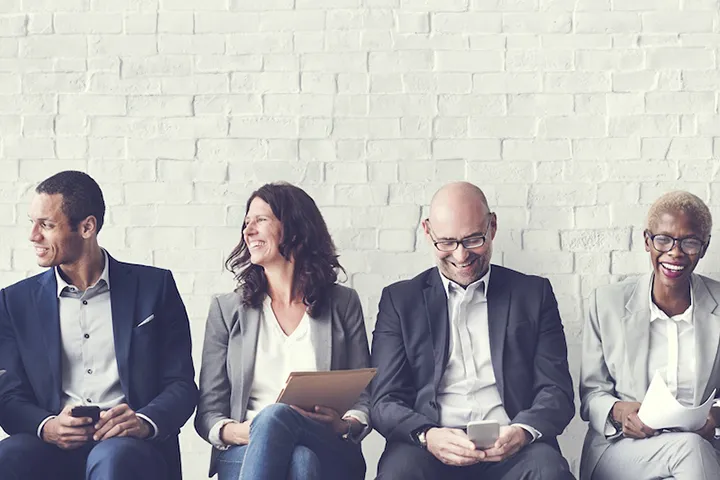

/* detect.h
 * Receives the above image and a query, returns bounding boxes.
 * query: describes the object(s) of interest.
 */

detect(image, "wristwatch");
[413,425,433,449]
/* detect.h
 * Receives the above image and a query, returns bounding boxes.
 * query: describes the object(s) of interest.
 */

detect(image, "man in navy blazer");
[371,182,575,479]
[0,171,198,480]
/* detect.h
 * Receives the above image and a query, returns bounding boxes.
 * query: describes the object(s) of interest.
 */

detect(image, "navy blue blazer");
[0,254,198,480]
[370,265,574,448]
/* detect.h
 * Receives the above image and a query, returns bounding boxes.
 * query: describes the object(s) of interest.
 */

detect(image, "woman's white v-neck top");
[244,297,318,421]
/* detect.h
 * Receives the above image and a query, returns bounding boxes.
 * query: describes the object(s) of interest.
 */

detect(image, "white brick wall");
[1,0,719,476]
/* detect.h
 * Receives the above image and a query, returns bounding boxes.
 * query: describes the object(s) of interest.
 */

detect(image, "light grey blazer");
[579,273,720,480]
[195,284,372,475]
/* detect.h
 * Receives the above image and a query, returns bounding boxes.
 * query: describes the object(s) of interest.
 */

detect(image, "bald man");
[370,182,575,479]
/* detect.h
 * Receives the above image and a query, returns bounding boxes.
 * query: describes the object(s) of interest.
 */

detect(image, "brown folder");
[275,368,377,415]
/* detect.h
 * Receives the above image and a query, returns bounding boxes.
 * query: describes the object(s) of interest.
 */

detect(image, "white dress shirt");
[37,249,157,438]
[437,266,540,441]
[648,283,695,407]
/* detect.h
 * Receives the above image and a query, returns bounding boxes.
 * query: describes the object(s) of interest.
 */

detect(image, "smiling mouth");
[34,246,49,255]
[660,262,685,272]
[248,240,265,249]
[451,258,478,269]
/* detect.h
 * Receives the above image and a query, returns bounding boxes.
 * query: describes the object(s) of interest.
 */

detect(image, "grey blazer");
[579,273,720,480]
[195,284,372,475]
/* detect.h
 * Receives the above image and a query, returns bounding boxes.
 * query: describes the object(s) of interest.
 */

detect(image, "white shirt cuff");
[37,415,56,439]
[512,423,542,443]
[135,413,158,440]
[208,418,238,450]
[343,409,371,443]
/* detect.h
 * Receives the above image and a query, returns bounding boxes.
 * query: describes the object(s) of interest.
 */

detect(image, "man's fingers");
[63,416,94,428]
[96,404,129,428]
[98,423,125,441]
[94,411,134,440]
[289,406,332,423]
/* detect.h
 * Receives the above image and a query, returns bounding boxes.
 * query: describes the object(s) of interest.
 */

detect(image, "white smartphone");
[467,420,499,449]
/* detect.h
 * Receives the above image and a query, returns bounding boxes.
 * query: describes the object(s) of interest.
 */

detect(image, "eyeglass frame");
[425,215,495,252]
[644,230,709,256]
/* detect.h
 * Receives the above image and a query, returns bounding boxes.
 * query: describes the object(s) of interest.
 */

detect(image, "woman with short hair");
[580,190,720,480]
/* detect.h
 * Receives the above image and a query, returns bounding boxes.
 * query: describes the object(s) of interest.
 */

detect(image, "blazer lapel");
[108,257,137,398]
[423,269,450,388]
[240,306,261,414]
[691,275,720,405]
[35,270,62,410]
[623,275,652,400]
[486,268,509,402]
[310,306,332,371]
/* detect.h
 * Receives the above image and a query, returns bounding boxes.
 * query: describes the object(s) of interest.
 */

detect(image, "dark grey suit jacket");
[370,265,574,448]
[195,284,372,475]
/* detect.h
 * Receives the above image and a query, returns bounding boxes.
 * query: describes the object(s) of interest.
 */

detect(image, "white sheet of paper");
[637,372,716,431]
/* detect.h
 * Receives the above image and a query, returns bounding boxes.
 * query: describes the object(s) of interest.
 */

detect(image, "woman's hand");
[220,420,251,446]
[290,405,353,436]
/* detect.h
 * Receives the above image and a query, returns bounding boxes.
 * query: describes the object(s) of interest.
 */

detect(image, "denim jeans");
[216,403,366,480]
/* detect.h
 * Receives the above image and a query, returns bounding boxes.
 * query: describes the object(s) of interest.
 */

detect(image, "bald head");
[424,182,496,287]
[429,182,491,225]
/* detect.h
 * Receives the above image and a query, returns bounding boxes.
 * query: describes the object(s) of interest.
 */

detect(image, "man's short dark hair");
[36,171,106,233]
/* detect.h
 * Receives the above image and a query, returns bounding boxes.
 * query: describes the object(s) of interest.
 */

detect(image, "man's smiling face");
[423,187,496,288]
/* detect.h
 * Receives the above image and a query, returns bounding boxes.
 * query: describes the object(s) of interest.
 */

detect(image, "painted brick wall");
[1,0,719,477]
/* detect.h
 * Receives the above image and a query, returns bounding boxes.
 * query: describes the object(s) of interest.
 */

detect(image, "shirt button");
[86,369,92,374]
[82,300,88,305]
[84,333,90,339]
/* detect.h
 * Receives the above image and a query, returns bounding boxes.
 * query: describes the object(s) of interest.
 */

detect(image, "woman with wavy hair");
[195,183,371,480]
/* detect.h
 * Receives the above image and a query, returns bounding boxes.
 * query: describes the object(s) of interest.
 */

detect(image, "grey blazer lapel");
[692,275,720,405]
[240,306,261,417]
[623,275,652,400]
[311,307,332,371]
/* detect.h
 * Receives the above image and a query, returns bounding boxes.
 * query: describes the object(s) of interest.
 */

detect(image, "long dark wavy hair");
[225,182,345,318]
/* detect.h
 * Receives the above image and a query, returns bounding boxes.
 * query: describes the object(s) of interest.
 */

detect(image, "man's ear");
[79,216,97,239]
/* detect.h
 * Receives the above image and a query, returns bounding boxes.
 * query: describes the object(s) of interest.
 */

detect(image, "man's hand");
[694,412,717,441]
[220,421,251,446]
[290,405,352,436]
[93,404,151,441]
[480,425,531,462]
[612,401,656,439]
[41,405,95,450]
[426,427,486,466]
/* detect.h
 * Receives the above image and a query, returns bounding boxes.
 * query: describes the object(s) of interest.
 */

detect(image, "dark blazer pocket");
[134,314,155,330]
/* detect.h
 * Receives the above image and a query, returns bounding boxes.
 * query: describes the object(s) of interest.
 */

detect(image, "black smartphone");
[70,405,101,423]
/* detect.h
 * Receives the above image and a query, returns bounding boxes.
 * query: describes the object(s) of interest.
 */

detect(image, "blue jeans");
[216,404,366,480]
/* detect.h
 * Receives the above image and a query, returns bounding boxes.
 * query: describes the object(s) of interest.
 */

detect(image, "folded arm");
[579,289,622,436]
[510,279,575,438]
[371,287,437,444]
[135,271,198,441]
[0,288,55,435]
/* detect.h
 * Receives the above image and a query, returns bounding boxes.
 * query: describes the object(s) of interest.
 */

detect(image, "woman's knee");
[289,446,321,477]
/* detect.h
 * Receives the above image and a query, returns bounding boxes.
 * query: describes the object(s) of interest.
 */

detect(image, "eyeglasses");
[426,217,493,252]
[645,231,707,255]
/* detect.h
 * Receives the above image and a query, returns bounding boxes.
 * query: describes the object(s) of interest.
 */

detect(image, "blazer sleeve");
[135,270,198,440]
[339,288,373,441]
[510,278,575,438]
[0,288,55,435]
[370,287,437,444]
[579,288,620,434]
[194,295,234,442]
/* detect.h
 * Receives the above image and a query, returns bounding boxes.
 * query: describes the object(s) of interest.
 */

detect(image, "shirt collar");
[439,264,491,298]
[55,249,111,298]
[648,274,694,325]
